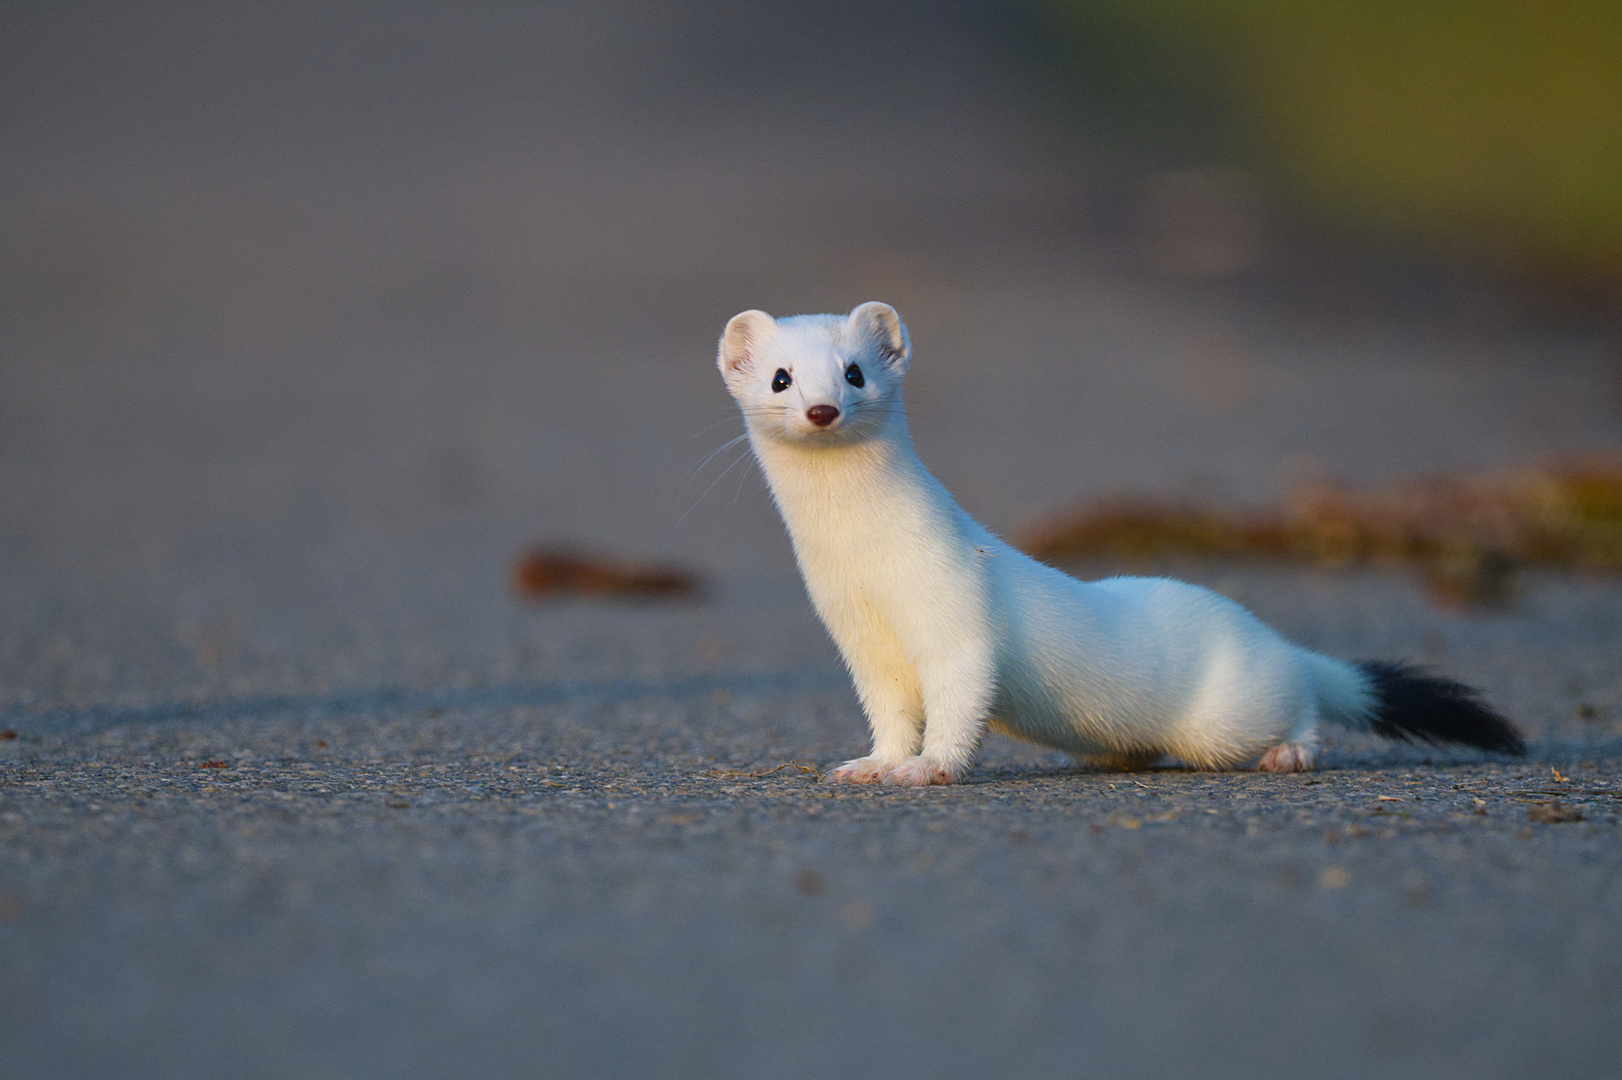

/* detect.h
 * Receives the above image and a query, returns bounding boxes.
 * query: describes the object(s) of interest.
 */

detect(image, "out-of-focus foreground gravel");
[2,4,1620,1078]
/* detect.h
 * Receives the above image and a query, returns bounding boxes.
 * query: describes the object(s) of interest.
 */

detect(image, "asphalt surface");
[3,4,1621,1077]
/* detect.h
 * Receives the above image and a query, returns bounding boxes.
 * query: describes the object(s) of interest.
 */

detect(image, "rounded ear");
[718,309,775,379]
[848,301,910,371]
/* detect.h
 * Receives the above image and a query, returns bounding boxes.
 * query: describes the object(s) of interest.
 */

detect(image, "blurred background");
[8,12,1622,1074]
[1044,0,1622,295]
[3,0,1621,715]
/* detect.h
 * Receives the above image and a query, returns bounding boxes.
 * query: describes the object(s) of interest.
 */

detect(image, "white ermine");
[716,302,1525,786]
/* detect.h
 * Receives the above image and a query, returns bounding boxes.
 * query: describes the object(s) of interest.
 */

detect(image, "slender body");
[717,303,1524,786]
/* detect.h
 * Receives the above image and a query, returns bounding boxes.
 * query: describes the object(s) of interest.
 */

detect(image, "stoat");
[716,302,1525,786]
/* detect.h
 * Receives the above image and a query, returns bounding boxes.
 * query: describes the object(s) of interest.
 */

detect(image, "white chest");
[754,436,983,643]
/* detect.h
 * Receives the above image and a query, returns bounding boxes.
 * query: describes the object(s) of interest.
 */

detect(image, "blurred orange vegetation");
[1021,458,1622,606]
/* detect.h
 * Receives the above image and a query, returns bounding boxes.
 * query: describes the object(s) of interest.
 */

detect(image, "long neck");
[749,412,943,548]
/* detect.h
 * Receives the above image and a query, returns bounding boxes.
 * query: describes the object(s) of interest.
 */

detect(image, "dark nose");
[806,404,840,427]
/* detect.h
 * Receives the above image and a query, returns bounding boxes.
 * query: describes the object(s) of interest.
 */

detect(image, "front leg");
[823,615,925,784]
[884,630,997,787]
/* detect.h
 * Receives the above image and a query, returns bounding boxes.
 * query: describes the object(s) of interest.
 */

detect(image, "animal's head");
[716,302,910,445]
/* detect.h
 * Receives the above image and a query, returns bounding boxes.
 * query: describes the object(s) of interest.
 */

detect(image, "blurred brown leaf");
[512,548,701,601]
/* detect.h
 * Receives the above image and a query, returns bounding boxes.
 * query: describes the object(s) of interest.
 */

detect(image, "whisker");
[680,443,757,520]
[687,414,747,441]
[731,451,761,505]
[680,432,749,486]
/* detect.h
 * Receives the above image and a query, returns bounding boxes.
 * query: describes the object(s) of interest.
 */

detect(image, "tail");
[1305,653,1525,755]
[1354,659,1525,754]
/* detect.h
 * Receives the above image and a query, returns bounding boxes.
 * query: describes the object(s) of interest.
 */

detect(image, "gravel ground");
[3,4,1621,1077]
[4,566,1620,1079]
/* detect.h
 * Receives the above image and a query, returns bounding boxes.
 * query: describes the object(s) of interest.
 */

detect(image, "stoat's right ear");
[718,309,776,382]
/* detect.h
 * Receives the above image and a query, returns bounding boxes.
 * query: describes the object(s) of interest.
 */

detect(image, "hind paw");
[1256,743,1316,773]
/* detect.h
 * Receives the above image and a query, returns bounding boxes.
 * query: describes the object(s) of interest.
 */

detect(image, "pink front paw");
[883,756,956,787]
[825,757,896,784]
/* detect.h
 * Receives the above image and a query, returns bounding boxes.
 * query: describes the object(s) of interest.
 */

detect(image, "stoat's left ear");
[718,309,775,382]
[848,301,910,373]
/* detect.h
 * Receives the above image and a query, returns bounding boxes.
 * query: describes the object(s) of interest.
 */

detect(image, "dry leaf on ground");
[1020,458,1622,606]
[512,548,701,600]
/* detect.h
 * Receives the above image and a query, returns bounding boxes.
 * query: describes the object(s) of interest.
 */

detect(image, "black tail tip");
[1359,660,1527,756]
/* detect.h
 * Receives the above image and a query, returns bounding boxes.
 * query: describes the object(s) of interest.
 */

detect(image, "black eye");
[771,369,792,393]
[845,364,864,388]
